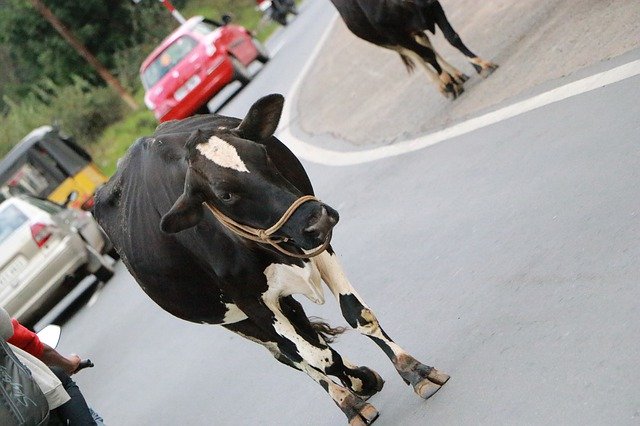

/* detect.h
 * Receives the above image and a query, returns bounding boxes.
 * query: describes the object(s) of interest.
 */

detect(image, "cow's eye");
[216,191,236,204]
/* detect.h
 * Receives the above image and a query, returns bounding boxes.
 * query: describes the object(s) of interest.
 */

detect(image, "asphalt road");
[56,1,640,425]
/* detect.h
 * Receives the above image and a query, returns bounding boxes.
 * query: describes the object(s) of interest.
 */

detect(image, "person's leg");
[49,367,97,425]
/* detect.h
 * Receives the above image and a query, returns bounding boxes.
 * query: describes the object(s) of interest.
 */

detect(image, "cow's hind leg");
[430,0,498,77]
[414,33,469,86]
[224,319,379,425]
[392,35,463,99]
[279,296,385,399]
[314,251,450,400]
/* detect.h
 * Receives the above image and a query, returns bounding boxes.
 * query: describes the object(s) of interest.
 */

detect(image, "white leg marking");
[260,262,335,371]
[313,251,408,357]
[222,303,249,324]
[263,262,325,304]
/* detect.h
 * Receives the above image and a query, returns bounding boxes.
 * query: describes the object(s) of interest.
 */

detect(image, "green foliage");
[0,0,282,176]
[0,0,178,93]
[88,108,158,177]
[0,78,125,158]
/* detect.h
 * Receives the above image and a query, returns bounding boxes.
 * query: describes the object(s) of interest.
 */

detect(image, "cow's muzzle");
[302,205,339,248]
[205,195,336,258]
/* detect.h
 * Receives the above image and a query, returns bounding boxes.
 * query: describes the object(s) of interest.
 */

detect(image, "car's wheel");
[107,246,120,261]
[231,57,252,85]
[274,14,288,26]
[252,38,270,63]
[94,264,114,283]
[194,104,210,115]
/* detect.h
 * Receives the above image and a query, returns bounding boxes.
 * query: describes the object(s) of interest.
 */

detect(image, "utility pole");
[28,0,139,110]
[159,0,187,24]
[132,0,186,24]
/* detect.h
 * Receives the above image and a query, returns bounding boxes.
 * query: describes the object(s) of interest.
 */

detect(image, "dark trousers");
[49,366,97,425]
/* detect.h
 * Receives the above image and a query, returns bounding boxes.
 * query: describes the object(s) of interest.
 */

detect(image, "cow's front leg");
[232,298,380,425]
[279,296,385,399]
[313,251,450,400]
[224,318,378,425]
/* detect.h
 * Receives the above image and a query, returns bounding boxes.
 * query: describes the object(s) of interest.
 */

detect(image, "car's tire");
[194,104,210,115]
[231,57,252,85]
[107,246,120,261]
[274,14,288,26]
[252,38,270,64]
[94,264,114,283]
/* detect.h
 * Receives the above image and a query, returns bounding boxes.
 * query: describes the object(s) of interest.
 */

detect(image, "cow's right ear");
[160,167,206,234]
[160,192,204,234]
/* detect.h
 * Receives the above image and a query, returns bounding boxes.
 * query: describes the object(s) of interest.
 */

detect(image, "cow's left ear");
[235,94,284,142]
[160,168,205,234]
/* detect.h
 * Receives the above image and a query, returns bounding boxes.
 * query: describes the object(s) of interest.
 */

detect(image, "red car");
[140,16,269,122]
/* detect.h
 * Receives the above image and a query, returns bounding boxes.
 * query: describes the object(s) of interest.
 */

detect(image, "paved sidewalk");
[294,0,640,147]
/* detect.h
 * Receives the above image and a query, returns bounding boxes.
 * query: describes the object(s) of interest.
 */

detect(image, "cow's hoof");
[480,63,499,78]
[427,368,450,386]
[472,59,499,78]
[441,83,464,100]
[349,403,379,426]
[353,367,385,400]
[414,378,442,400]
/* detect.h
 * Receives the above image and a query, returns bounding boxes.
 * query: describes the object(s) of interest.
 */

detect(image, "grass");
[90,106,158,176]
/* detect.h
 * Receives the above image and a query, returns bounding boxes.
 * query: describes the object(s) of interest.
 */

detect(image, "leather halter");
[204,195,332,259]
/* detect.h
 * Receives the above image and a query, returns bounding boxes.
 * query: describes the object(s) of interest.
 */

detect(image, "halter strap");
[204,195,331,259]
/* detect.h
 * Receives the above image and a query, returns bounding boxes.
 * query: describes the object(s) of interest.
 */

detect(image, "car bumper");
[4,234,88,323]
[159,57,235,122]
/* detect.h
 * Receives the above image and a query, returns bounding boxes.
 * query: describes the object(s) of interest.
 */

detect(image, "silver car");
[0,195,114,325]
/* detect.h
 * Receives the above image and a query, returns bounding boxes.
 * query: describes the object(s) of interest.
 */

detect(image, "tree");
[0,0,178,91]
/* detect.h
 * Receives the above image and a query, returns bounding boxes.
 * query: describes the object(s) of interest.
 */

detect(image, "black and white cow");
[94,94,449,425]
[330,0,498,98]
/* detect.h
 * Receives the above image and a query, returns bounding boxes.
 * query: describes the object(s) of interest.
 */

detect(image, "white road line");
[277,15,640,167]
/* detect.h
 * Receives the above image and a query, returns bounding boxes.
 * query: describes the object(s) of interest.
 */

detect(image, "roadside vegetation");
[0,0,277,176]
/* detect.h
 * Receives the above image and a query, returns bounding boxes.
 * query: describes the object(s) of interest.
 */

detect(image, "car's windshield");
[142,35,199,88]
[0,204,28,244]
[193,21,216,36]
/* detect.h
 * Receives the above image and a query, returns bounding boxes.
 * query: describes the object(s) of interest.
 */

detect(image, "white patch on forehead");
[196,136,249,173]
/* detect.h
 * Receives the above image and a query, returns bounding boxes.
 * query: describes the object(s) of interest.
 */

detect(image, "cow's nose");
[303,205,339,242]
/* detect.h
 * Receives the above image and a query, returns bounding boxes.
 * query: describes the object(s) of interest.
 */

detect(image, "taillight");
[81,196,95,211]
[30,223,53,248]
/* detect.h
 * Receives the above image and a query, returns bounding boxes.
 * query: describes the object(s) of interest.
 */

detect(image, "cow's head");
[160,94,339,252]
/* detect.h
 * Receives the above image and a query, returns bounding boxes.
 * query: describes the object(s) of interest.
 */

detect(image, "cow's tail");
[309,317,347,343]
[399,53,416,73]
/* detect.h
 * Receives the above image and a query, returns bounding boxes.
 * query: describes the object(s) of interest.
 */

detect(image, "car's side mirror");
[63,191,79,207]
[221,14,232,25]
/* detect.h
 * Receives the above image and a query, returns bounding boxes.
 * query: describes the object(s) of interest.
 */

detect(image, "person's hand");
[66,354,81,375]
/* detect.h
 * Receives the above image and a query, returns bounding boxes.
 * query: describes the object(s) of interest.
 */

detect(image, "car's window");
[192,21,216,36]
[5,163,50,198]
[142,35,199,88]
[0,204,28,244]
[22,196,62,215]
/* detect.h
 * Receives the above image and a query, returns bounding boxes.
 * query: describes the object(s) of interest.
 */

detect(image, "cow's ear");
[160,193,204,234]
[235,94,284,142]
[160,168,205,234]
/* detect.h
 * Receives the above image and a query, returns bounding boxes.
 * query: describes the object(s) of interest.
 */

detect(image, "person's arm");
[39,344,81,375]
[8,318,81,375]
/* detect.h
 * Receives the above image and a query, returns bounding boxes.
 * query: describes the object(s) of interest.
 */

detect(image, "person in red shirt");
[6,315,100,425]
[8,318,81,374]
